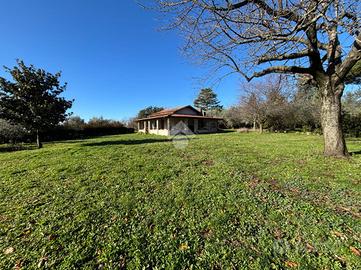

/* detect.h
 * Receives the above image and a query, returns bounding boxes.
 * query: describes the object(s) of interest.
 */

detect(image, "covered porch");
[137,116,219,136]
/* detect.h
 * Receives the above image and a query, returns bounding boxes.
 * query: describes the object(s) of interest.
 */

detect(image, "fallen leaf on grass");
[14,260,23,270]
[334,255,347,266]
[336,206,361,218]
[179,243,189,251]
[285,261,299,268]
[332,231,347,240]
[47,234,57,241]
[4,247,14,254]
[273,228,283,239]
[306,243,314,253]
[350,246,361,256]
[38,256,48,268]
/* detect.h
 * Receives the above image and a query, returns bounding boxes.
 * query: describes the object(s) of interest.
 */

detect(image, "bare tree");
[240,86,266,132]
[154,0,360,157]
[240,75,290,132]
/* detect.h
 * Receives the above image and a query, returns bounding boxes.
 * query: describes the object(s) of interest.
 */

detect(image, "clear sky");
[0,0,241,121]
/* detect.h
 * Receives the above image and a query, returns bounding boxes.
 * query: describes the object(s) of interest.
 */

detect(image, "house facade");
[136,105,222,136]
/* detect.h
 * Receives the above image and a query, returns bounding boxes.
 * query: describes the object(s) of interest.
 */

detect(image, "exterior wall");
[149,129,169,136]
[176,107,201,115]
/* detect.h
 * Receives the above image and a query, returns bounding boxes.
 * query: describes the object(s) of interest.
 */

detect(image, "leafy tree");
[156,1,361,157]
[342,89,361,115]
[291,80,321,132]
[223,106,244,128]
[137,106,164,119]
[194,88,223,112]
[0,60,73,148]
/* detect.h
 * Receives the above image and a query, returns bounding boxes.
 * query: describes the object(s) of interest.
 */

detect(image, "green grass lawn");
[0,132,360,269]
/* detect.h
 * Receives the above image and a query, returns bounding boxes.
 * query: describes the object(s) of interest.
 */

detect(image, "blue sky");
[0,0,241,121]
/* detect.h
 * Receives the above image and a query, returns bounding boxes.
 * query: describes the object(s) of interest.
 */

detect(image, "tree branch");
[212,0,300,22]
[335,32,361,85]
[258,50,310,64]
[247,66,311,81]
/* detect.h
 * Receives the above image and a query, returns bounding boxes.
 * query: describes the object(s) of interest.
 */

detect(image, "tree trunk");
[320,87,348,157]
[253,119,256,131]
[259,123,263,133]
[36,129,43,149]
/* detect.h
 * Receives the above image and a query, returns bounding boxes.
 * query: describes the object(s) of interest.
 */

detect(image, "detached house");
[136,105,222,136]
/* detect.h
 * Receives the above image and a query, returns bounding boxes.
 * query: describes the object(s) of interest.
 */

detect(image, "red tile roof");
[136,105,222,121]
[148,106,187,118]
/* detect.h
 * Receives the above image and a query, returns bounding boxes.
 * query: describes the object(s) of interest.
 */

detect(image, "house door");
[188,119,195,132]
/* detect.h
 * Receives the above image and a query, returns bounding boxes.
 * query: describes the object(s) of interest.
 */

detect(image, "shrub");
[0,119,29,144]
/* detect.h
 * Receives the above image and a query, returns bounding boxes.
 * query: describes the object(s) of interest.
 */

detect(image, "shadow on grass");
[0,144,37,153]
[350,150,361,156]
[82,138,171,147]
[216,129,236,133]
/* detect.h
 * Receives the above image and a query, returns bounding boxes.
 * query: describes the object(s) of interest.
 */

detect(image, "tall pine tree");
[194,88,222,112]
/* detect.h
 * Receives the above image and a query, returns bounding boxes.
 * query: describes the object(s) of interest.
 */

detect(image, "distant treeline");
[221,76,361,137]
[0,116,134,144]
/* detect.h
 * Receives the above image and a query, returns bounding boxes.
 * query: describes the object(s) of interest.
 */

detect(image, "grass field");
[0,132,360,269]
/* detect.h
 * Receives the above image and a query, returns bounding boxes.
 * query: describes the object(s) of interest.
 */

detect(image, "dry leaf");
[334,254,346,264]
[285,261,299,268]
[332,231,347,240]
[13,260,23,270]
[179,243,189,251]
[4,247,14,255]
[306,243,314,253]
[37,256,48,268]
[350,246,361,256]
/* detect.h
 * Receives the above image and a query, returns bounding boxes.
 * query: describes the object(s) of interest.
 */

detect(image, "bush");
[0,119,29,144]
[342,112,361,137]
[41,117,134,142]
[0,117,134,145]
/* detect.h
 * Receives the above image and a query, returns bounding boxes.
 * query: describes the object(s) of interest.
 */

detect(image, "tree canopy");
[0,60,73,148]
[137,106,164,119]
[194,88,223,112]
[156,0,360,84]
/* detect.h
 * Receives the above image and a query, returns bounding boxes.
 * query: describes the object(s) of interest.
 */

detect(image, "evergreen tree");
[0,60,73,148]
[194,88,222,112]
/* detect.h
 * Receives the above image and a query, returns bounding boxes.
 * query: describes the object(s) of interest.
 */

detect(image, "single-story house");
[136,105,222,136]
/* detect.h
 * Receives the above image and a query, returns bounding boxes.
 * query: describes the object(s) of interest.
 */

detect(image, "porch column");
[137,121,140,132]
[194,119,198,133]
[148,120,151,131]
[167,118,171,136]
[156,119,159,134]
